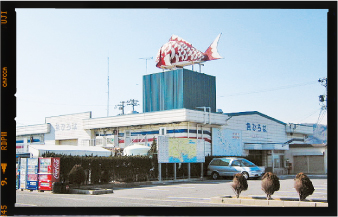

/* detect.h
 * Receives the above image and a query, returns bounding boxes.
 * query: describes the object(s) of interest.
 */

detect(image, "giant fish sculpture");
[156,34,222,69]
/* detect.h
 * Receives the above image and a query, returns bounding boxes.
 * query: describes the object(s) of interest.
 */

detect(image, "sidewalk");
[278,174,327,180]
[210,196,328,207]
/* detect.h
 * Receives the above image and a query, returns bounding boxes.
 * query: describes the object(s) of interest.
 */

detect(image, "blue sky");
[15,9,328,126]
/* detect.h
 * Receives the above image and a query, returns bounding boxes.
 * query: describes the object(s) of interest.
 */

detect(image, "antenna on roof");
[127,99,139,112]
[139,57,153,74]
[115,101,126,115]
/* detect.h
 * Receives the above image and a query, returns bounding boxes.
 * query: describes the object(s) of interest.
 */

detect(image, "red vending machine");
[38,157,60,191]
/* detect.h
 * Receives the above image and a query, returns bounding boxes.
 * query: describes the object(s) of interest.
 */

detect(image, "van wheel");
[211,172,219,180]
[242,172,249,180]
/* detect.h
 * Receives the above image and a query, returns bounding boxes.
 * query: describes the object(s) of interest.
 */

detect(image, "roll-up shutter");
[293,155,324,174]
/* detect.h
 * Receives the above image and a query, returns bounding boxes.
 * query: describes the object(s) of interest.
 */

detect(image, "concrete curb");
[69,188,114,195]
[211,196,328,207]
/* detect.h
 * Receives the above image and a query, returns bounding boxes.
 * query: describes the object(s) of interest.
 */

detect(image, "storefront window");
[273,154,284,168]
[280,155,284,168]
[248,150,263,166]
[274,158,280,168]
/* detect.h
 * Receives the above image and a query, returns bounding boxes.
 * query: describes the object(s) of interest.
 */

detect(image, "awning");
[244,143,289,150]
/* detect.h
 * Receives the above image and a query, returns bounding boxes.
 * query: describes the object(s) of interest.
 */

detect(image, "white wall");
[83,109,228,130]
[224,114,288,146]
[16,124,50,136]
[45,112,92,145]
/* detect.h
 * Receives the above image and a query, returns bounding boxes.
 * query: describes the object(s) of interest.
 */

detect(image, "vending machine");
[19,158,26,190]
[26,158,39,190]
[19,158,39,191]
[16,163,19,190]
[38,157,60,191]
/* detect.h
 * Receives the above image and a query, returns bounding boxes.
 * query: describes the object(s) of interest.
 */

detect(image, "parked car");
[207,157,265,180]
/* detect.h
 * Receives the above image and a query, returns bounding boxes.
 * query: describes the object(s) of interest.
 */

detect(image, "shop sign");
[246,123,267,132]
[55,123,77,131]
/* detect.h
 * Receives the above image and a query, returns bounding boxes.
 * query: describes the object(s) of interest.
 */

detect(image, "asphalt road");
[15,176,327,208]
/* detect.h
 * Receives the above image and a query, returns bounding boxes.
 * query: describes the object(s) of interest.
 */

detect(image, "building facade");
[16,109,317,175]
[16,69,324,175]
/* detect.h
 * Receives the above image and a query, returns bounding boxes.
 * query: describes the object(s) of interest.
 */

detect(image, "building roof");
[224,111,286,125]
[83,108,228,130]
[289,143,327,148]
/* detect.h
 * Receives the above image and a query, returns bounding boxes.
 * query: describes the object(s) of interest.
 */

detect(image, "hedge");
[42,152,247,183]
[43,152,155,183]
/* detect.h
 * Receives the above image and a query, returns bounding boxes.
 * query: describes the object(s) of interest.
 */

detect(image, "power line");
[218,81,317,97]
[18,99,109,107]
[316,107,327,125]
[295,108,322,123]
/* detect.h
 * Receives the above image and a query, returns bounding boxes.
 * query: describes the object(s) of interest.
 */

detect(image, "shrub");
[68,164,86,186]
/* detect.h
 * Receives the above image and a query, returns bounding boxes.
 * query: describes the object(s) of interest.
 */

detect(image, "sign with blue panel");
[212,128,243,156]
[158,137,205,163]
[26,158,39,190]
[27,181,38,189]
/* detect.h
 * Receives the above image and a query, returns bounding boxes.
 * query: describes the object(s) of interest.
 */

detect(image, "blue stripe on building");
[98,129,211,137]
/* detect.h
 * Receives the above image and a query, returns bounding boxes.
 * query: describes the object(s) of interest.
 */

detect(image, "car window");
[210,159,221,166]
[231,160,241,166]
[241,159,256,167]
[219,159,230,166]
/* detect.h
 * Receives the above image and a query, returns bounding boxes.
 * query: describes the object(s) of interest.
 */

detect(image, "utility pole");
[127,99,139,112]
[318,77,327,110]
[107,56,110,117]
[316,77,327,125]
[115,101,126,115]
[139,57,153,74]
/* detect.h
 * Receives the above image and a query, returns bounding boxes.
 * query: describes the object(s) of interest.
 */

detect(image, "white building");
[16,109,318,175]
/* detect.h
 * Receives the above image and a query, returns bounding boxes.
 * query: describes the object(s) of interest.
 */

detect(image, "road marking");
[157,186,195,189]
[102,196,214,205]
[167,196,210,200]
[15,203,37,207]
[133,188,169,191]
[57,197,87,200]
[18,193,87,200]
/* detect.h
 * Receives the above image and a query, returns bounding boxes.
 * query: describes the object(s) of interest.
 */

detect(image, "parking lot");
[16,175,327,208]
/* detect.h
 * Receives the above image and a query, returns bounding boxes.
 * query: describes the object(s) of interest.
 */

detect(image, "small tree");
[68,164,86,187]
[148,137,157,157]
[147,137,158,179]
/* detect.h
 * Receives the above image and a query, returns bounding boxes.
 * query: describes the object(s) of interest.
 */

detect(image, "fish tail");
[204,33,222,60]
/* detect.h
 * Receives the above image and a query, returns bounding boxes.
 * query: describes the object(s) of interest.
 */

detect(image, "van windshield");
[241,159,256,167]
